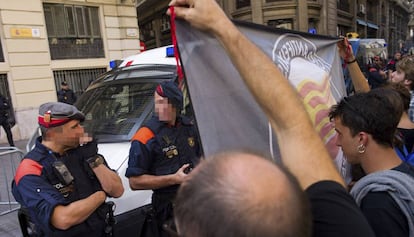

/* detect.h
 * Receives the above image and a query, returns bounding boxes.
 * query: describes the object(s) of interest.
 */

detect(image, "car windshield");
[74,65,177,143]
[76,81,158,142]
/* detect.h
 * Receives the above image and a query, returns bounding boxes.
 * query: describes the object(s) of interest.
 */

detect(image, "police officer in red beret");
[126,81,201,237]
[12,102,124,237]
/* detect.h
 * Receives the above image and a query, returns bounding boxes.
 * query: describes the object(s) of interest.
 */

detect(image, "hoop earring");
[357,144,366,154]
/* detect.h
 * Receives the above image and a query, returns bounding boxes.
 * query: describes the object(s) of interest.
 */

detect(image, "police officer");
[57,81,77,105]
[12,102,124,237]
[0,93,14,146]
[126,81,201,237]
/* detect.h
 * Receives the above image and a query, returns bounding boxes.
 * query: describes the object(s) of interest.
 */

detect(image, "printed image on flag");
[175,20,348,176]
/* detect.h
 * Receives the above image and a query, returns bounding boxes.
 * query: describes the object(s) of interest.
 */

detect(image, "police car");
[25,46,187,236]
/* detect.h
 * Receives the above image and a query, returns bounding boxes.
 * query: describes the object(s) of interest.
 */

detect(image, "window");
[337,0,350,12]
[140,21,155,42]
[0,74,15,126]
[53,68,107,98]
[78,82,156,137]
[161,14,171,32]
[43,3,104,59]
[268,19,293,30]
[236,0,250,9]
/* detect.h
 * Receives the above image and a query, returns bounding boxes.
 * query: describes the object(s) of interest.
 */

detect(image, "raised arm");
[337,38,370,93]
[91,162,124,198]
[169,0,344,189]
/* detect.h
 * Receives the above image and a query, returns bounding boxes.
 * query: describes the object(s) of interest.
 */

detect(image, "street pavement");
[0,139,28,237]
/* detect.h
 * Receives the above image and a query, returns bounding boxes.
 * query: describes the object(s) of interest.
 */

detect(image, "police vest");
[23,143,108,237]
[133,116,201,194]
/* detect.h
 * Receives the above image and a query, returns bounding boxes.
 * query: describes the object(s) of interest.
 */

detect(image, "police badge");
[188,137,195,147]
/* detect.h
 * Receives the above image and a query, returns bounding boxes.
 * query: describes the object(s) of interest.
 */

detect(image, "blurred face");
[154,92,176,122]
[333,117,361,164]
[391,69,405,84]
[395,52,402,60]
[52,120,85,149]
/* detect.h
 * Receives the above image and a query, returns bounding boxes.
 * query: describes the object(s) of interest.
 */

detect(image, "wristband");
[346,58,357,64]
[86,155,105,169]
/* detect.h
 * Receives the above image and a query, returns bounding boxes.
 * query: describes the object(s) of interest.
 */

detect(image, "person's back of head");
[380,83,410,111]
[174,151,311,237]
[329,92,402,148]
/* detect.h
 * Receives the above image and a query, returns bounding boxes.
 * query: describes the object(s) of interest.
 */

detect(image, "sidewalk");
[1,139,29,153]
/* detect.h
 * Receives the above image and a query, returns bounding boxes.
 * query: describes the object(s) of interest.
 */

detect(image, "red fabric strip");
[38,116,70,128]
[169,6,184,87]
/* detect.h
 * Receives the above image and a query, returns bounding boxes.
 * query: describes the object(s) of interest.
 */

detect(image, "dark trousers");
[0,118,14,146]
[152,192,176,237]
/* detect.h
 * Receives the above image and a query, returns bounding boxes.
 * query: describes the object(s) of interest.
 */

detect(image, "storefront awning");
[367,22,379,29]
[356,19,367,26]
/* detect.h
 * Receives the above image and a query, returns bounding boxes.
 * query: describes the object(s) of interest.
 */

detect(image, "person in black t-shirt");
[168,1,375,237]
[330,89,414,237]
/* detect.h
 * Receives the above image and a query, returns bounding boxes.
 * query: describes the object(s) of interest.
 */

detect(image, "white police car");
[26,46,188,236]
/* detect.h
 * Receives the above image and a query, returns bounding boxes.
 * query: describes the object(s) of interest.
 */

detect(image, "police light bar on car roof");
[166,46,174,57]
[109,60,123,69]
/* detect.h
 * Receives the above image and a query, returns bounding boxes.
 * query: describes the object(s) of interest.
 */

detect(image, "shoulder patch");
[132,127,155,144]
[14,159,43,185]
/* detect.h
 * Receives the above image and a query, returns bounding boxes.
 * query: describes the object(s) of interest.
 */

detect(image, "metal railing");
[0,147,24,215]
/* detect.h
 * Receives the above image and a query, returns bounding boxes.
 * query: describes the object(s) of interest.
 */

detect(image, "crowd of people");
[10,0,414,236]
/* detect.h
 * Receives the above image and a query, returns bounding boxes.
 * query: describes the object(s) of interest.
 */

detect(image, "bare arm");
[337,39,370,93]
[169,0,344,189]
[129,164,190,190]
[92,164,124,198]
[51,191,106,230]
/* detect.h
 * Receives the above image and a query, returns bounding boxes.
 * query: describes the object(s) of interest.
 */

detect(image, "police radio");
[52,160,74,185]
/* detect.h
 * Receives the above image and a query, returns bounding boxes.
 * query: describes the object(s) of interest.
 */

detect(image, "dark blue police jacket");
[12,137,109,237]
[126,115,201,194]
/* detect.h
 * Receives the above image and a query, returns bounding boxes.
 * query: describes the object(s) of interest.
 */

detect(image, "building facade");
[138,0,412,55]
[0,0,140,143]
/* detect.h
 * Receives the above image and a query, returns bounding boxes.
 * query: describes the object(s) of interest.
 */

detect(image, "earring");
[357,144,366,154]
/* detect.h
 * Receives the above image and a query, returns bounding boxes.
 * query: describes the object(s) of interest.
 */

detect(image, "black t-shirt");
[398,127,414,152]
[306,181,375,237]
[359,162,414,237]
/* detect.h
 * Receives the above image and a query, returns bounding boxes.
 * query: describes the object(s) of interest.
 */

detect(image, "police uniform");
[57,82,77,105]
[126,81,201,237]
[12,102,112,237]
[126,114,201,235]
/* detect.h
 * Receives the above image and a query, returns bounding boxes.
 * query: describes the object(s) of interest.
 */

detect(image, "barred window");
[53,68,107,98]
[44,3,104,60]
